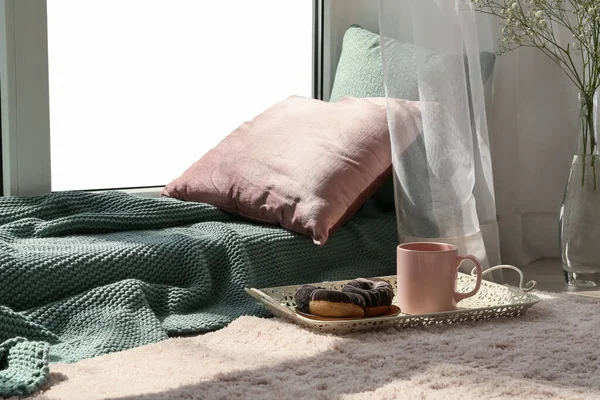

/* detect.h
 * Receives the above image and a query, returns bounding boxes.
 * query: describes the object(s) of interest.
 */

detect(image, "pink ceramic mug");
[396,242,483,315]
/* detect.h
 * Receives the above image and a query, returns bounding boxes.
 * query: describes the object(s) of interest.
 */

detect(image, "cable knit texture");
[0,191,397,397]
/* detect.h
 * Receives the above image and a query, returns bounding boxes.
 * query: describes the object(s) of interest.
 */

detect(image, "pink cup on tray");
[396,242,483,315]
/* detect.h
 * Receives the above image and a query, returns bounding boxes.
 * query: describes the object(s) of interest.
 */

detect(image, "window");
[0,0,322,195]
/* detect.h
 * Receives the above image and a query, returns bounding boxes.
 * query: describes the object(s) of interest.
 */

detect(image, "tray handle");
[470,265,537,292]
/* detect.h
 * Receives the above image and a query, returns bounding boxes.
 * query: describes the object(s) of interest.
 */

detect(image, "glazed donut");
[294,284,323,313]
[309,289,365,318]
[342,278,394,317]
[294,285,366,318]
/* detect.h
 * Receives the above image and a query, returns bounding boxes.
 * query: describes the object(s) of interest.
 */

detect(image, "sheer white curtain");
[379,0,502,280]
[378,0,576,274]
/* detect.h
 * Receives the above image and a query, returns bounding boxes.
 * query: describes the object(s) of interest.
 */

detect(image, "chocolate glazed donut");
[342,278,395,317]
[309,289,366,318]
[294,284,366,318]
[294,284,322,314]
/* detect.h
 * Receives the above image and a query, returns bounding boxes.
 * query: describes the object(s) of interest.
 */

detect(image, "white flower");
[473,0,600,101]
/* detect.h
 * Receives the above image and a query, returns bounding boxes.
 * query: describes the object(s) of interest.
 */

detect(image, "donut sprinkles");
[293,278,395,318]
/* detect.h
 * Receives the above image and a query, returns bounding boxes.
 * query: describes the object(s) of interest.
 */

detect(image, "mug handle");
[454,255,483,303]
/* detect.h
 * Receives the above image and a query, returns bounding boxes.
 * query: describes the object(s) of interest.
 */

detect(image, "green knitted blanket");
[0,191,397,397]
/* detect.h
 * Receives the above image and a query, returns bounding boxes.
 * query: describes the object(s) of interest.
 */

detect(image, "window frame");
[0,0,324,197]
[0,0,51,197]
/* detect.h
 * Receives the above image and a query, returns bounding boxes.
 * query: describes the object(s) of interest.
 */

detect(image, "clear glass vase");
[560,91,600,287]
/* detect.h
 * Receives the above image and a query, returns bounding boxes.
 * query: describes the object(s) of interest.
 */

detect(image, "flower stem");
[582,155,587,187]
[580,92,597,189]
[593,156,597,191]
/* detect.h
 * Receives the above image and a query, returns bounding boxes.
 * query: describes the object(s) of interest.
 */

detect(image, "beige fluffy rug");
[16,291,600,400]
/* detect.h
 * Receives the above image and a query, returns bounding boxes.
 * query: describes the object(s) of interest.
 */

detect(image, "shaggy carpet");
[15,291,600,400]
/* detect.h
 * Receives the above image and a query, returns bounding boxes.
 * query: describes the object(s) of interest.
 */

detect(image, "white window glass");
[47,1,313,191]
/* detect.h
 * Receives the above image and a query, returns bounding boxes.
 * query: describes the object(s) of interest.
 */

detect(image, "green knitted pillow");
[330,24,419,103]
[331,24,496,102]
[330,24,496,210]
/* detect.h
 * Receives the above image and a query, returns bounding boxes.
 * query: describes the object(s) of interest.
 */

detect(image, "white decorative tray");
[245,273,540,333]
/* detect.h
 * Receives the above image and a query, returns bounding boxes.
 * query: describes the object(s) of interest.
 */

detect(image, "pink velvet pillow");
[162,96,420,245]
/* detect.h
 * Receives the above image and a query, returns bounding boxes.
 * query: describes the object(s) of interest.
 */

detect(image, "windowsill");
[503,258,600,299]
[89,187,164,198]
